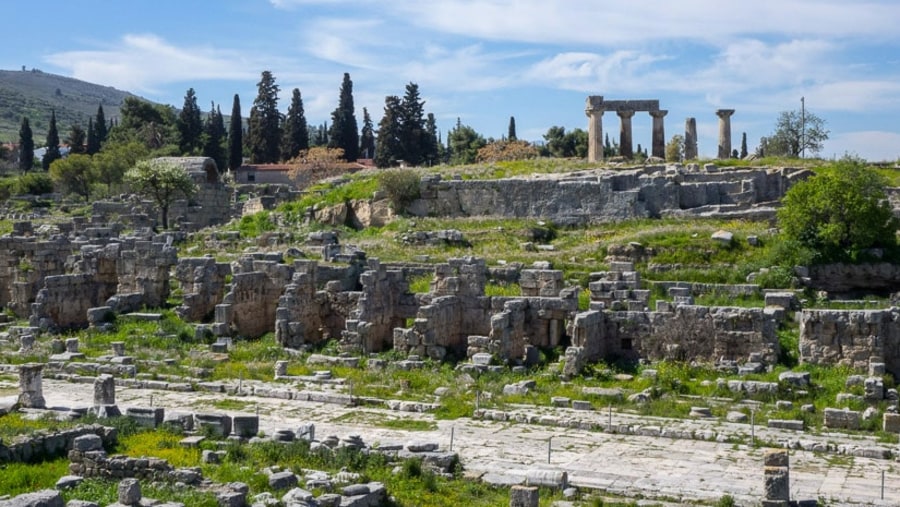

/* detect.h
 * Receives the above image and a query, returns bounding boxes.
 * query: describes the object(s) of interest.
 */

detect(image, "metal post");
[256,404,259,417]
[547,436,553,463]
[608,405,612,429]
[882,470,885,499]
[751,410,755,446]
[450,426,455,452]
[800,96,805,159]
[475,390,479,410]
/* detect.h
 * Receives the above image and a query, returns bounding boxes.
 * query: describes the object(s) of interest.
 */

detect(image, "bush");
[15,172,54,195]
[377,169,420,212]
[777,157,898,262]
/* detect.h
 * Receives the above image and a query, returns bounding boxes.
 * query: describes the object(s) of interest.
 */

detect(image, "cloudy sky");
[4,0,900,160]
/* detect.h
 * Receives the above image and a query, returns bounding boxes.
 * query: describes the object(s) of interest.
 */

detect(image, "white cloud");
[523,51,670,93]
[824,131,900,162]
[44,34,267,94]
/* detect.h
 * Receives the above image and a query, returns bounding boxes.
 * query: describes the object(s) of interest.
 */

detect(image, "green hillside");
[0,68,138,143]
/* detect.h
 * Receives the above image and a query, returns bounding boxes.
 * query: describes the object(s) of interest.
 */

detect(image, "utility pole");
[800,96,805,159]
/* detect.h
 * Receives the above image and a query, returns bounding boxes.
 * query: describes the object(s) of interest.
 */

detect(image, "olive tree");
[124,159,197,229]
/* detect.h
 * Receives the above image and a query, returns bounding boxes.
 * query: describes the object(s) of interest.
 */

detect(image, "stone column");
[617,109,635,159]
[716,109,735,159]
[18,363,45,409]
[585,96,604,162]
[684,118,698,160]
[649,110,668,159]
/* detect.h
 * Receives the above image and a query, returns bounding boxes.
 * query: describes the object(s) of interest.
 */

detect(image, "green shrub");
[15,172,54,195]
[377,169,420,212]
[238,211,276,238]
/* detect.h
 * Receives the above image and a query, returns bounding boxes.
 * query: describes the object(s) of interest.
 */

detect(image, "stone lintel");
[603,100,660,112]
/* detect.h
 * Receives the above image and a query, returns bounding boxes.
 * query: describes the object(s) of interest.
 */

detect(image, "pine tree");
[66,124,86,155]
[228,94,243,171]
[178,88,203,154]
[203,102,227,172]
[42,111,61,170]
[248,71,281,163]
[94,104,108,149]
[328,73,359,162]
[508,116,517,141]
[281,88,309,161]
[398,82,426,166]
[359,107,376,160]
[374,95,403,168]
[18,116,34,171]
[87,117,99,155]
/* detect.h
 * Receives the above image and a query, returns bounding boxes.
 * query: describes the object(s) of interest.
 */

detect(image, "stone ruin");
[584,95,736,161]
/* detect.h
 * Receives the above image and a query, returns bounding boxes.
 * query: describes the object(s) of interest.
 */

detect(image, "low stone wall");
[0,424,116,464]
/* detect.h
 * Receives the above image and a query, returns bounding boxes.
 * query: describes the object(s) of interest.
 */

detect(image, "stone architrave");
[684,117,698,160]
[649,110,668,159]
[716,109,735,159]
[617,110,635,159]
[585,96,604,162]
[18,363,46,409]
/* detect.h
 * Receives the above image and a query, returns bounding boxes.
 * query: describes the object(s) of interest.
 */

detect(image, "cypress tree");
[281,88,309,161]
[203,102,227,172]
[399,82,426,166]
[86,117,99,155]
[18,116,34,171]
[508,116,517,141]
[248,71,281,163]
[740,132,748,159]
[95,104,108,149]
[359,107,376,160]
[424,113,439,166]
[228,94,243,171]
[42,111,61,170]
[178,87,203,154]
[327,73,359,161]
[374,95,403,168]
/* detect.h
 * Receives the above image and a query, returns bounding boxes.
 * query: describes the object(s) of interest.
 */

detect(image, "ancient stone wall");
[0,236,72,316]
[114,240,178,310]
[340,259,417,353]
[0,424,116,464]
[30,274,105,330]
[409,166,805,225]
[215,255,294,338]
[799,309,900,374]
[173,256,231,322]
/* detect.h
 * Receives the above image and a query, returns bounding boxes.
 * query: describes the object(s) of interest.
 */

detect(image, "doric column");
[649,110,667,159]
[716,109,735,159]
[684,118,698,160]
[617,110,635,159]
[585,96,604,162]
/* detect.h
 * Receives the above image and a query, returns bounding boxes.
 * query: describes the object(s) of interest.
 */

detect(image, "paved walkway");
[27,379,900,506]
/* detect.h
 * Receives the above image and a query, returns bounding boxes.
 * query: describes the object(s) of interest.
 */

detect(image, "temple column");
[716,109,735,159]
[617,110,635,159]
[649,110,667,159]
[684,117,698,160]
[585,96,604,162]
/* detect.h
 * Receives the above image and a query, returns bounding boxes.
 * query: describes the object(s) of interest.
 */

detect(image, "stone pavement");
[30,379,900,506]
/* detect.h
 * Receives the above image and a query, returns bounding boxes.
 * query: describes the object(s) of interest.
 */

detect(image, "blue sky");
[4,0,900,160]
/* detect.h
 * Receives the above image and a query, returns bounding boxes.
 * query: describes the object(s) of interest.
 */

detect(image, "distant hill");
[0,68,139,144]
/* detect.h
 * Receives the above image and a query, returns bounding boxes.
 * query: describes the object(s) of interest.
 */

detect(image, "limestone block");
[525,469,567,489]
[824,408,861,430]
[118,478,141,505]
[864,377,884,401]
[883,413,900,433]
[125,407,164,429]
